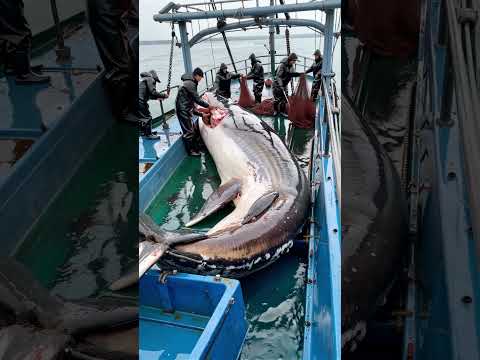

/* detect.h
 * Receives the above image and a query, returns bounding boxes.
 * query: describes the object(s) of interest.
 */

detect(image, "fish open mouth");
[199,93,229,128]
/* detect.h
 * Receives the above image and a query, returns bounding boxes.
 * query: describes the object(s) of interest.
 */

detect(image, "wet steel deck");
[0,20,102,183]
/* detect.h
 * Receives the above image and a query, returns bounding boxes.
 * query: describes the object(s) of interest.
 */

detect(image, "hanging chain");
[167,23,176,93]
[285,28,294,94]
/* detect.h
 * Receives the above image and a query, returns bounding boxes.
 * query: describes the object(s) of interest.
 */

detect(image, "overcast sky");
[140,0,337,41]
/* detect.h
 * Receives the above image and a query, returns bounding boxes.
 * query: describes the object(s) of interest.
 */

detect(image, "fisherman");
[246,53,264,103]
[272,53,303,116]
[138,70,169,139]
[175,67,213,156]
[86,0,137,121]
[214,63,241,99]
[305,49,323,101]
[0,0,50,84]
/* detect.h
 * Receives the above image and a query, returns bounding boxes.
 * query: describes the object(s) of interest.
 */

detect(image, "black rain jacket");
[175,73,209,116]
[215,69,241,98]
[274,57,301,88]
[246,56,264,84]
[138,71,167,116]
[305,58,323,78]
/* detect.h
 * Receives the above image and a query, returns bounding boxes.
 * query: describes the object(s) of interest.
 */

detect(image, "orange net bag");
[251,98,275,115]
[238,77,275,115]
[288,74,315,128]
[238,76,255,108]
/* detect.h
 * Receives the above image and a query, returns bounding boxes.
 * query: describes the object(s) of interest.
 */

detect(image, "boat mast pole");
[269,0,276,76]
[178,21,193,73]
[322,9,335,88]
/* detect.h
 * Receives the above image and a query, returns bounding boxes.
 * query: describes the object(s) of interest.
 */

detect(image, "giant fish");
[341,95,407,351]
[159,92,310,277]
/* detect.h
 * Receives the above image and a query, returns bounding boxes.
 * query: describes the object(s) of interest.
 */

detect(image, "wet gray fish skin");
[160,93,310,278]
[341,95,408,349]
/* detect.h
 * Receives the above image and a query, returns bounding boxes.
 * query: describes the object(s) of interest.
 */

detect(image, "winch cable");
[166,22,178,93]
[210,0,238,73]
[279,0,294,93]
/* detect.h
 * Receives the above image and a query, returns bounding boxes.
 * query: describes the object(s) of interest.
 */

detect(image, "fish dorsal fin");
[241,191,279,225]
[186,178,241,227]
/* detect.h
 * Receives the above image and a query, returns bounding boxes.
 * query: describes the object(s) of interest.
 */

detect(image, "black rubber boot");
[14,49,50,85]
[139,117,160,139]
[182,137,200,156]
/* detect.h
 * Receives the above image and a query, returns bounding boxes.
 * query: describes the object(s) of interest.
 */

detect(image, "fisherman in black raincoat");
[272,53,303,116]
[305,49,323,101]
[246,53,264,103]
[0,0,50,84]
[138,70,169,139]
[214,63,241,99]
[175,67,212,156]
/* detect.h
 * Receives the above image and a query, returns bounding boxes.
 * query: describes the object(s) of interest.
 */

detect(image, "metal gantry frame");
[154,0,340,76]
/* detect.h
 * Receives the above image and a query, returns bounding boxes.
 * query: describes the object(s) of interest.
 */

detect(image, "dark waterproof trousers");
[311,76,322,101]
[86,0,136,119]
[253,80,264,103]
[273,85,288,113]
[176,108,201,154]
[216,88,231,99]
[138,102,154,136]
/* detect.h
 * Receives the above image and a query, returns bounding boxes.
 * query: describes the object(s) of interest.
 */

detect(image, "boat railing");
[151,53,315,125]
[320,78,341,200]
[303,74,340,359]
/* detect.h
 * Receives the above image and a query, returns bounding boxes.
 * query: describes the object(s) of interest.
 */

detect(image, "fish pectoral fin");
[186,178,242,227]
[241,191,279,225]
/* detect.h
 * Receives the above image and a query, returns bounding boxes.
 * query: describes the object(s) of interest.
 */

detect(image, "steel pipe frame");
[154,0,341,22]
[188,18,334,47]
[177,0,255,7]
[268,0,275,76]
[178,22,193,73]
